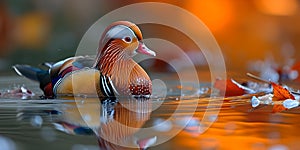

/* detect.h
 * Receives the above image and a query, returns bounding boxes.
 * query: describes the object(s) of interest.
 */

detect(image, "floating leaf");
[271,82,295,112]
[271,82,295,100]
[272,104,287,113]
[214,79,246,97]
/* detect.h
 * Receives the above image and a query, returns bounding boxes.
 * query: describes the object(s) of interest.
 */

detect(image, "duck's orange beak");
[137,42,156,57]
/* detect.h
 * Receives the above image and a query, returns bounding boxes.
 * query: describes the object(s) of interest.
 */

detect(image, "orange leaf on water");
[271,82,295,113]
[272,104,287,113]
[214,79,246,97]
[271,82,295,101]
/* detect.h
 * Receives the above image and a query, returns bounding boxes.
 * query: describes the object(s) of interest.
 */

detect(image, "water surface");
[0,74,299,150]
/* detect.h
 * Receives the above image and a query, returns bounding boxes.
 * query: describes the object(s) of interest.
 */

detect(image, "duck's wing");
[72,56,95,68]
[50,56,94,80]
[49,56,94,85]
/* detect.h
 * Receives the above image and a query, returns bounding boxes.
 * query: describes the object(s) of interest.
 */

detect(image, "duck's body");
[13,21,155,98]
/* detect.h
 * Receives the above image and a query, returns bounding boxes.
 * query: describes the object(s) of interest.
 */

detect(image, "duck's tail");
[13,64,54,98]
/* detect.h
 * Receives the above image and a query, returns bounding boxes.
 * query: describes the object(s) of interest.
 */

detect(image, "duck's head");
[94,21,155,96]
[98,21,156,59]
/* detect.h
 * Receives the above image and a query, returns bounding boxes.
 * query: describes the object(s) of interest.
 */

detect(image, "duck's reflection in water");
[55,97,154,150]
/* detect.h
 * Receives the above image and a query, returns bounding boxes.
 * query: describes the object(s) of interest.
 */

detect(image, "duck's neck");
[96,40,131,76]
[95,42,152,95]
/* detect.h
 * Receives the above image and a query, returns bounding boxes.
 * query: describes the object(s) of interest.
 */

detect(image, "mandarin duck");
[13,21,156,98]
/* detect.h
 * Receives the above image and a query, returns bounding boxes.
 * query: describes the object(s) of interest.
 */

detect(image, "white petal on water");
[251,96,260,108]
[258,94,273,101]
[20,86,27,93]
[258,94,274,104]
[283,99,299,109]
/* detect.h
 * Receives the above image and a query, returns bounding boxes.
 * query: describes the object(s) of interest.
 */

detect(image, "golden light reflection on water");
[48,89,300,150]
[142,96,300,150]
[1,76,300,149]
[3,71,300,150]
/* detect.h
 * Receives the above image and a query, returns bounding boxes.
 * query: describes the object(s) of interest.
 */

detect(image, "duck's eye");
[123,36,132,43]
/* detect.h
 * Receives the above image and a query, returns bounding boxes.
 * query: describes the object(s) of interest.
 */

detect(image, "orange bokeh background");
[0,0,300,72]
